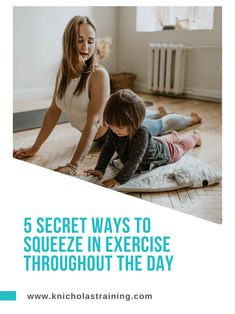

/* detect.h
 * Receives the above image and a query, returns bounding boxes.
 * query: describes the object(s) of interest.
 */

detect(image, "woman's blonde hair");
[103,89,146,138]
[56,16,98,99]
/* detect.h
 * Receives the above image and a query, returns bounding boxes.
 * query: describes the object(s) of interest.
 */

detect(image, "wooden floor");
[13,94,222,224]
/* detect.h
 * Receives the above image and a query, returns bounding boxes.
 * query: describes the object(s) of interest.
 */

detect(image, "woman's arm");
[13,101,62,159]
[13,71,62,159]
[32,100,62,151]
[70,67,110,167]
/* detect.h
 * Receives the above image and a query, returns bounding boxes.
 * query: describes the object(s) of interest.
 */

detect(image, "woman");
[14,16,110,175]
[13,16,201,176]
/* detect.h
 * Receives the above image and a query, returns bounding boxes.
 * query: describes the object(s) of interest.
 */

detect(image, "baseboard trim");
[184,86,222,101]
[134,82,222,102]
[13,87,54,103]
[13,82,221,113]
[13,98,52,113]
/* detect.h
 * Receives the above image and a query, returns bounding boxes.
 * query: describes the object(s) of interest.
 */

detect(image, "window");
[136,7,214,32]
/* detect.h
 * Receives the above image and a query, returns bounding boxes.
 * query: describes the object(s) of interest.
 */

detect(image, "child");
[85,89,201,188]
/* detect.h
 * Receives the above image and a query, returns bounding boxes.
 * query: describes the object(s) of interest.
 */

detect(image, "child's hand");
[84,169,103,180]
[102,178,119,188]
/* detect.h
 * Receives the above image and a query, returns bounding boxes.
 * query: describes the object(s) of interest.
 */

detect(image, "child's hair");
[103,89,146,138]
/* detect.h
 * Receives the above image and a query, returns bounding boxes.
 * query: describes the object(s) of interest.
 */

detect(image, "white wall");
[13,6,222,109]
[13,7,117,104]
[117,6,222,100]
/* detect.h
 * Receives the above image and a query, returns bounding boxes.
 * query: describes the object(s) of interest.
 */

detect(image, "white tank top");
[55,73,91,131]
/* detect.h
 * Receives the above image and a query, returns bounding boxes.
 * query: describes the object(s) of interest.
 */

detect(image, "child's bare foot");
[193,130,202,147]
[190,112,202,125]
[171,130,180,141]
[158,106,167,117]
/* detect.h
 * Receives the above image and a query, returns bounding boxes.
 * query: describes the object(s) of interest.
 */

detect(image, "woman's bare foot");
[190,112,202,125]
[193,130,202,147]
[157,106,168,117]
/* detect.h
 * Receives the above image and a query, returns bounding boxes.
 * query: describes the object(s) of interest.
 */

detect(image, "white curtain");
[136,7,214,32]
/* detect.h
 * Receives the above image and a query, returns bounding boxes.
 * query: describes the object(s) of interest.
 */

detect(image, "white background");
[1,1,234,313]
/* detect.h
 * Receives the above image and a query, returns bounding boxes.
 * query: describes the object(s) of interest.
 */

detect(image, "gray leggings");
[142,109,192,136]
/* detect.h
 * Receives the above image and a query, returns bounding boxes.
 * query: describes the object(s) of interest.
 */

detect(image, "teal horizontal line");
[0,291,16,301]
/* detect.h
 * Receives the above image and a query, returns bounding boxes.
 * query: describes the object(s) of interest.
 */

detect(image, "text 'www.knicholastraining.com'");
[26,292,153,302]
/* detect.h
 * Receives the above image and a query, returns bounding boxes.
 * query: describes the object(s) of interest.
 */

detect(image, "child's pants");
[157,132,200,163]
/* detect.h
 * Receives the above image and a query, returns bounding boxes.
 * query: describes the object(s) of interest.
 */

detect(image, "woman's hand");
[101,178,119,188]
[55,164,77,176]
[13,146,38,159]
[84,169,103,180]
